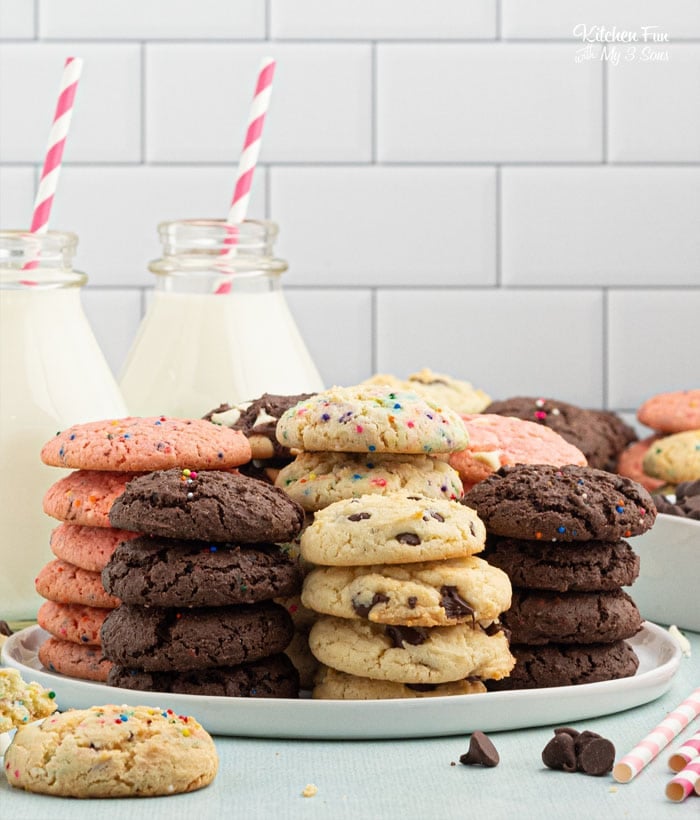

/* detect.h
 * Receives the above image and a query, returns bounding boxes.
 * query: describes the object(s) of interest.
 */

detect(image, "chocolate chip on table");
[0,620,13,636]
[542,733,577,773]
[577,738,615,776]
[542,727,615,777]
[460,731,500,767]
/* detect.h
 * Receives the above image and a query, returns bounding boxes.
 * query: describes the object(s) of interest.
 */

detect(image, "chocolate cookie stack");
[300,492,515,699]
[463,464,656,690]
[271,384,469,687]
[35,416,252,683]
[101,468,306,697]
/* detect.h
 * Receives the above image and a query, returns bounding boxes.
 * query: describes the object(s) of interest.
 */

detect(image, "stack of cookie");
[272,385,469,686]
[102,467,306,697]
[270,385,515,698]
[463,464,656,690]
[618,389,700,492]
[36,416,253,683]
[300,493,515,698]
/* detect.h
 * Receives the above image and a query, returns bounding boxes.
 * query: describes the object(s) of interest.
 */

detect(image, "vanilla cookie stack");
[273,384,469,687]
[36,416,253,683]
[273,385,514,698]
[464,464,656,690]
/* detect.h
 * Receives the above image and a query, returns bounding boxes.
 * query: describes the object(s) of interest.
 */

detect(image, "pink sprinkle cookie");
[449,414,587,491]
[37,600,111,646]
[43,470,141,527]
[637,390,700,434]
[50,524,138,572]
[35,559,120,609]
[41,416,252,471]
[38,636,113,682]
[616,436,666,493]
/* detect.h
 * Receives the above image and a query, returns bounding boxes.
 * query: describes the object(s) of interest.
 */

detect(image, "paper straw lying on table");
[669,728,700,772]
[612,687,700,783]
[666,759,700,802]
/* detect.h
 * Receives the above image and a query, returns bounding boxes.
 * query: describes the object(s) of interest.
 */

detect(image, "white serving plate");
[626,513,700,631]
[1,622,681,739]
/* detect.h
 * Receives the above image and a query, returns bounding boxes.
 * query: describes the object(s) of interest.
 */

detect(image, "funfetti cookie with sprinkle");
[41,416,252,471]
[462,464,656,543]
[275,385,469,455]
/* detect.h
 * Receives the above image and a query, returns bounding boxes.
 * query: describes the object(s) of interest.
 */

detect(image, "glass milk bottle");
[120,219,324,417]
[0,231,128,621]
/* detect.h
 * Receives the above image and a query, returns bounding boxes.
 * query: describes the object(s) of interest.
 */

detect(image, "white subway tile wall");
[0,1,698,415]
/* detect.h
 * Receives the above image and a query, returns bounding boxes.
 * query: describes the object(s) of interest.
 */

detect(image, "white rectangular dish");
[625,513,700,631]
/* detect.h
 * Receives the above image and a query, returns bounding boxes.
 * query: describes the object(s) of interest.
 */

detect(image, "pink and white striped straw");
[29,56,83,235]
[669,729,700,772]
[613,688,700,783]
[227,56,275,227]
[21,56,83,279]
[665,759,700,802]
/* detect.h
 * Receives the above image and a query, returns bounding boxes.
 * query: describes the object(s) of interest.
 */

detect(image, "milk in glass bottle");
[120,219,324,417]
[0,230,127,620]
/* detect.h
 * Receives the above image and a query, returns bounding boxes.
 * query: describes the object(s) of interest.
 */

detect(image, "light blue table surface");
[2,628,699,820]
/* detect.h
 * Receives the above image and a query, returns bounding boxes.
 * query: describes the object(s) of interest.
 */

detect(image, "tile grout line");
[601,56,608,162]
[140,42,146,164]
[371,42,377,163]
[33,0,39,39]
[602,288,609,408]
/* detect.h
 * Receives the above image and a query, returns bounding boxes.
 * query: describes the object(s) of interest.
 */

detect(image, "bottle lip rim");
[0,229,79,248]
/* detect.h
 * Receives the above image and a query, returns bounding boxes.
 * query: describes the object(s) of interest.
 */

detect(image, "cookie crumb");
[302,784,318,798]
[609,786,618,793]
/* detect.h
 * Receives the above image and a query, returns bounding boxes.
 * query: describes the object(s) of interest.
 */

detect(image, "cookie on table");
[102,537,302,607]
[485,396,635,471]
[652,479,700,521]
[308,616,514,685]
[35,559,120,609]
[41,415,251,471]
[108,653,300,698]
[312,666,486,700]
[637,389,700,434]
[109,468,305,543]
[203,392,315,460]
[50,523,139,572]
[364,369,491,415]
[101,602,294,672]
[38,636,113,682]
[486,641,639,691]
[484,538,640,592]
[276,451,463,512]
[463,464,656,542]
[43,470,140,527]
[4,704,218,798]
[276,384,469,454]
[301,555,511,627]
[642,429,700,484]
[616,436,666,493]
[501,589,642,645]
[37,601,112,645]
[0,669,57,733]
[449,414,587,490]
[300,493,486,566]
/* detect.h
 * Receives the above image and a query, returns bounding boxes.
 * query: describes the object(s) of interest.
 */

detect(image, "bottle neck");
[0,230,85,289]
[149,219,287,293]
